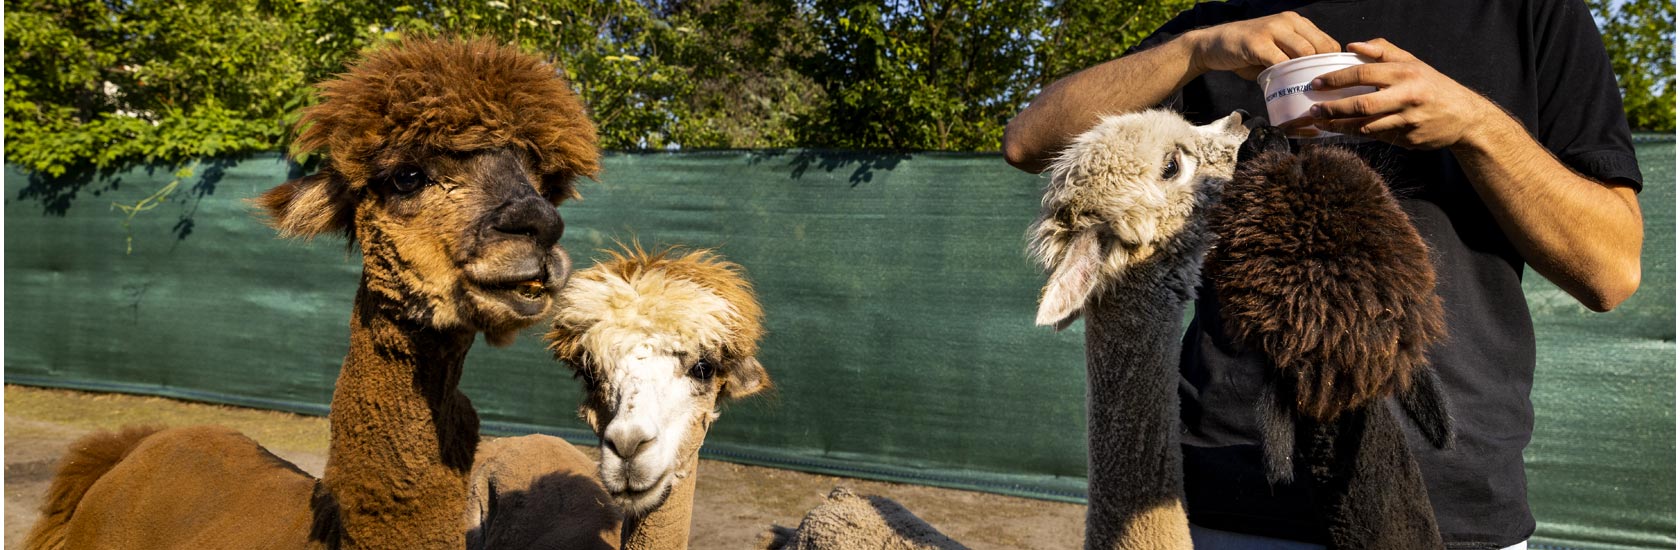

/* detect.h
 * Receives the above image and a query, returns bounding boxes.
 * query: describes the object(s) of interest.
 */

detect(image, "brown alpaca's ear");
[255,171,354,239]
[721,356,770,400]
[1036,229,1102,330]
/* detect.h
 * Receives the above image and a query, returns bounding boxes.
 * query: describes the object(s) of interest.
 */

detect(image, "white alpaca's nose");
[604,421,655,459]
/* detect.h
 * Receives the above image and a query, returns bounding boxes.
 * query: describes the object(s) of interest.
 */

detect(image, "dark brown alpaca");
[25,37,598,550]
[1208,134,1452,549]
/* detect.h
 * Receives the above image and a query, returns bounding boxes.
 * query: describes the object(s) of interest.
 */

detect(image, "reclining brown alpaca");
[24,37,598,550]
[466,434,622,550]
[1208,126,1451,549]
[471,245,771,549]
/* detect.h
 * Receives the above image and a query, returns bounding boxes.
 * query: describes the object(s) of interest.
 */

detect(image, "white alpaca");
[470,246,769,550]
[1030,110,1246,550]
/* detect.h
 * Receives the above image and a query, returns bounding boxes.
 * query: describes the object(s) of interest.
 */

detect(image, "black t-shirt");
[1126,1,1644,548]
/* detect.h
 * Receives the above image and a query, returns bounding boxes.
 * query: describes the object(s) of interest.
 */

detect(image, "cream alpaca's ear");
[1036,229,1103,331]
[721,356,770,400]
[254,170,354,239]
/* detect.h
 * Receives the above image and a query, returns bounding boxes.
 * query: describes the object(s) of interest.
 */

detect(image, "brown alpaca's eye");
[688,358,715,381]
[1161,153,1180,180]
[389,167,429,194]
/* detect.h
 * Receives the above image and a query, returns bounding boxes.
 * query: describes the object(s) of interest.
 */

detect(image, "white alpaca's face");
[548,254,769,517]
[1029,110,1248,328]
[586,330,727,517]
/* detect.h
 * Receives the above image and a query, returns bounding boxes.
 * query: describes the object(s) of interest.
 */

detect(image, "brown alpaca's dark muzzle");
[459,155,576,343]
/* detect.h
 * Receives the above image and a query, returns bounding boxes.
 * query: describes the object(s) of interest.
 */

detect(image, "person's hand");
[1305,39,1504,149]
[1186,12,1340,80]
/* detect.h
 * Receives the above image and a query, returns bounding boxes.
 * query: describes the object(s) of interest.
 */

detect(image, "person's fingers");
[1312,114,1387,136]
[1278,116,1320,138]
[1349,113,1412,135]
[1247,41,1291,69]
[1273,31,1319,59]
[1347,39,1417,62]
[1279,12,1341,54]
[1310,88,1407,119]
[1303,30,1341,56]
[1310,63,1401,90]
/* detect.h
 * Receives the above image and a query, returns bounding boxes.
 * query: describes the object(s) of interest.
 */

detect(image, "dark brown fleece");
[294,37,599,202]
[1210,143,1451,550]
[1208,146,1445,422]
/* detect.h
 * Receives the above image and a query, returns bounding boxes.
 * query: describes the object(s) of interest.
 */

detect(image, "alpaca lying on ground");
[474,245,771,550]
[769,487,969,550]
[1030,110,1249,550]
[466,435,622,550]
[1208,124,1452,550]
[25,37,597,550]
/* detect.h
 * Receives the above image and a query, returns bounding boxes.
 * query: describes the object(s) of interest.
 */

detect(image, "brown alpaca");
[539,245,772,550]
[466,435,623,550]
[1208,145,1445,423]
[24,37,598,550]
[1208,136,1451,549]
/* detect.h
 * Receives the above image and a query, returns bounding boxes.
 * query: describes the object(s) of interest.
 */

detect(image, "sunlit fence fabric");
[6,142,1672,550]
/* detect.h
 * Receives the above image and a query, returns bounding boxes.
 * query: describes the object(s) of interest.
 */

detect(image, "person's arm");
[1002,11,1340,173]
[1310,40,1642,311]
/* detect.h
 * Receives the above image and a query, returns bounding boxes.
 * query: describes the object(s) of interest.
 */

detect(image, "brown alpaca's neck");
[1080,255,1196,550]
[321,285,480,550]
[621,454,699,550]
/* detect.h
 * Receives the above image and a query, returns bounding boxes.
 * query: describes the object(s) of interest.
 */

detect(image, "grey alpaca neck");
[1081,229,1205,550]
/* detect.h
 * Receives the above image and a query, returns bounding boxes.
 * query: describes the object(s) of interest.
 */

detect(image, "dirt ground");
[4,385,1083,549]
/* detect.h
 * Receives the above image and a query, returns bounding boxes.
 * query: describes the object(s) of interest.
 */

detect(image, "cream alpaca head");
[547,245,770,517]
[1029,110,1248,329]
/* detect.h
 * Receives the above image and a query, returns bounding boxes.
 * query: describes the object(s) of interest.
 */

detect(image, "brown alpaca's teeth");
[516,280,545,299]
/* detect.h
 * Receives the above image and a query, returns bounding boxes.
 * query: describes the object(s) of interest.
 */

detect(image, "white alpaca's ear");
[1217,111,1245,134]
[721,356,770,400]
[1036,229,1103,330]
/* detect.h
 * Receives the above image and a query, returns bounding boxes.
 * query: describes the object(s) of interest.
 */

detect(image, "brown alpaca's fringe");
[24,425,165,550]
[293,37,599,201]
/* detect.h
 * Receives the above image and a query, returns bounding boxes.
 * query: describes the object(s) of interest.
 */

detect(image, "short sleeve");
[1124,3,1249,113]
[1531,0,1643,190]
[1126,7,1211,56]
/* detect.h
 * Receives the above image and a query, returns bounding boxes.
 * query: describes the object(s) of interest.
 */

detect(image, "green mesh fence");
[5,142,1673,549]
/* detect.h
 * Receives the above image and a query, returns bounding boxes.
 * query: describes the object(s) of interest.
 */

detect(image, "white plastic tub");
[1257,53,1378,138]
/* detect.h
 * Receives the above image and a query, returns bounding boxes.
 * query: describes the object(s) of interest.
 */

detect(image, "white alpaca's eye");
[688,358,715,381]
[1161,152,1181,180]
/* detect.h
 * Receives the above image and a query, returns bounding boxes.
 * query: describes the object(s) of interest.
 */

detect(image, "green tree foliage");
[1033,0,1194,87]
[1589,0,1675,132]
[4,0,1671,179]
[662,0,827,148]
[4,0,318,176]
[794,0,1040,150]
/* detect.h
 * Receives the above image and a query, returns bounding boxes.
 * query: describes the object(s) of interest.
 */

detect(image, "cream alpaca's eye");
[688,358,715,381]
[1161,153,1181,180]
